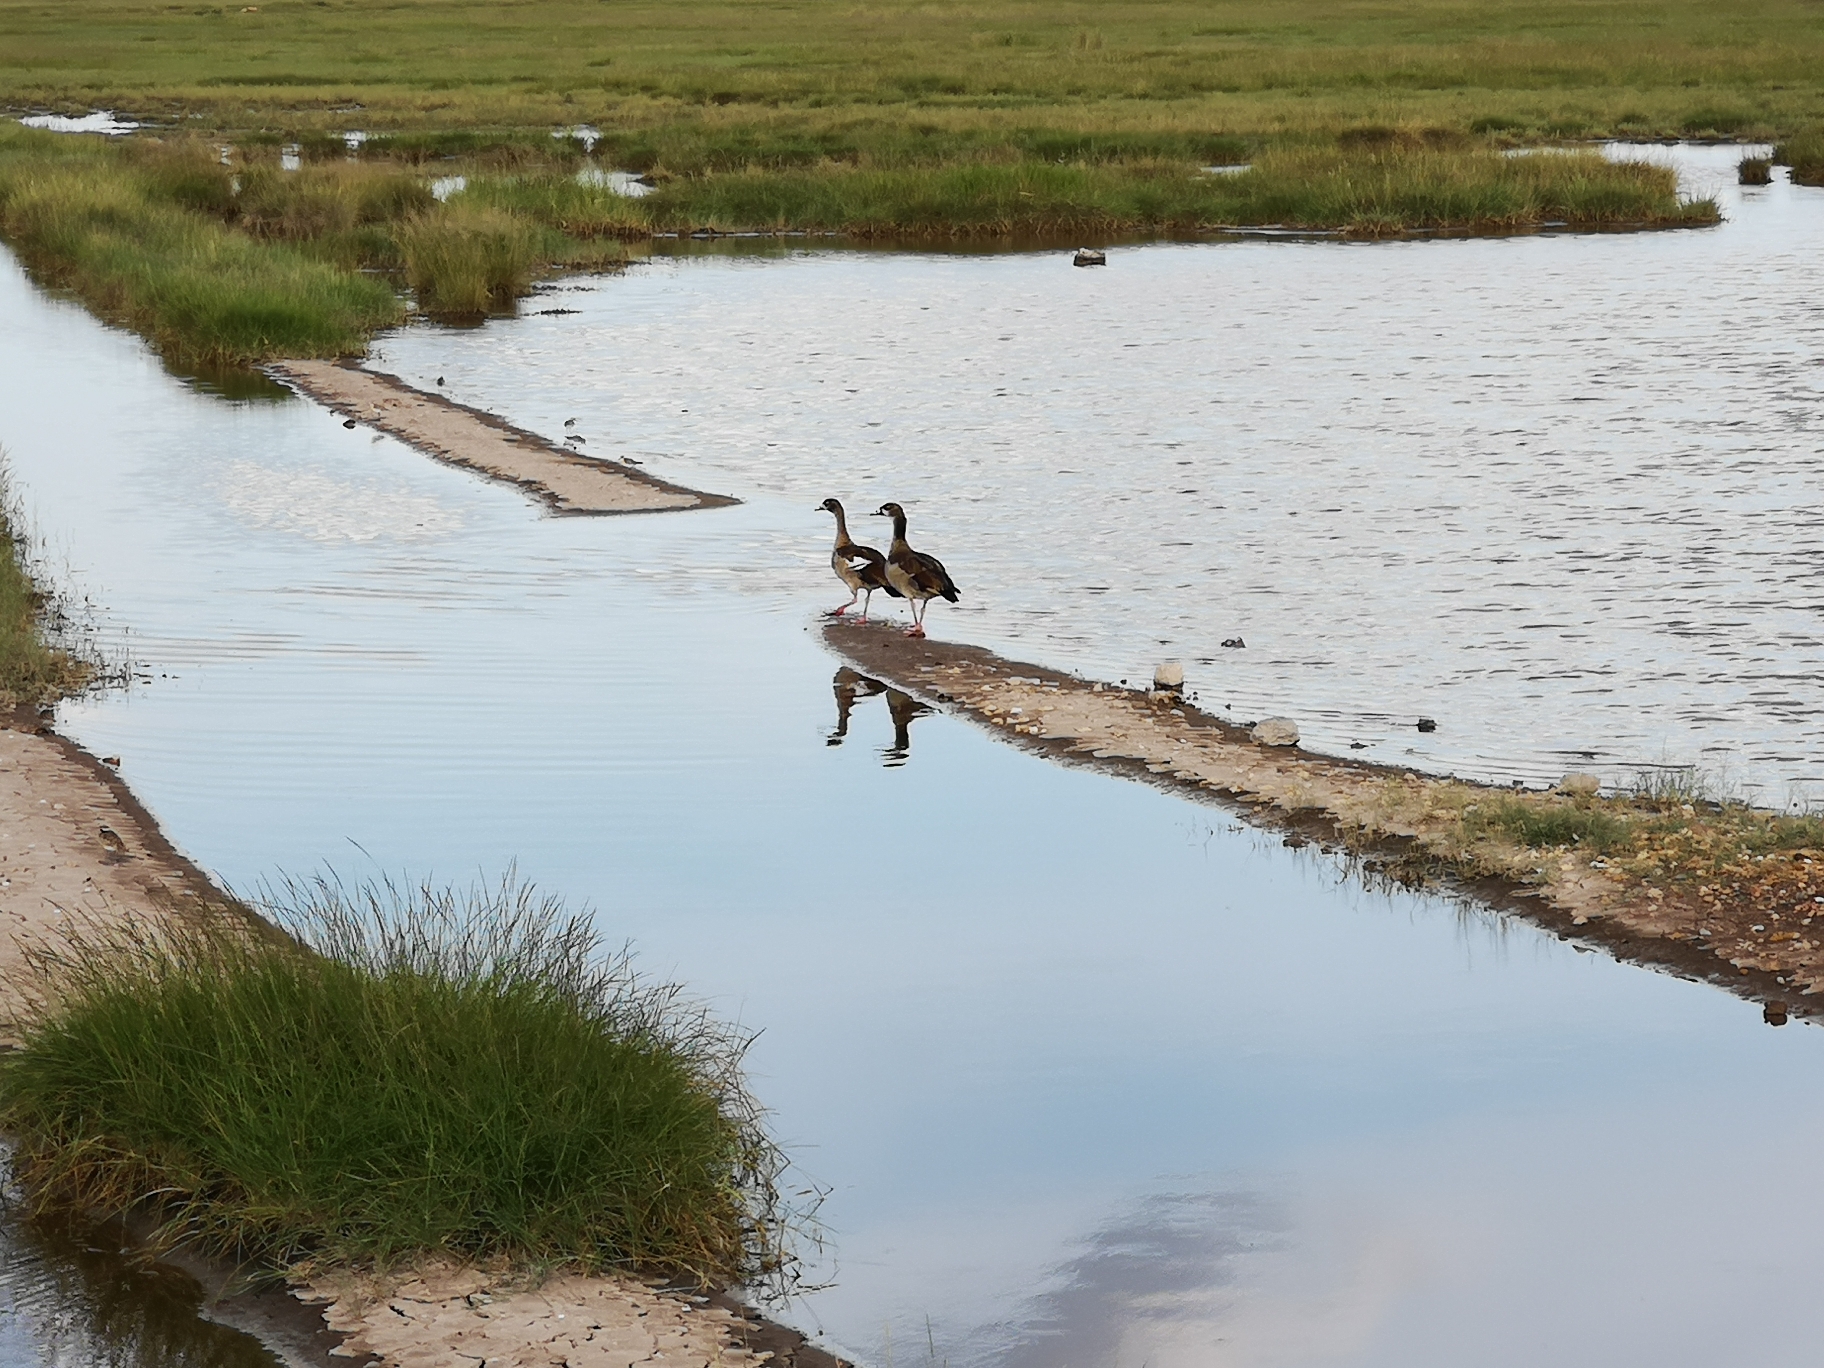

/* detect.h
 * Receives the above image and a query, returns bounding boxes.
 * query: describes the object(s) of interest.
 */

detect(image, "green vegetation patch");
[0,457,91,709]
[0,877,788,1283]
[645,145,1712,236]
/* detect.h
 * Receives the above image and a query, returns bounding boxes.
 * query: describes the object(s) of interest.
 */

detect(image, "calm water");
[3,144,1824,1365]
[374,143,1824,803]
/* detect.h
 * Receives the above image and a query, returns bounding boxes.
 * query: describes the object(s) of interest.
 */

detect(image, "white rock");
[1251,717,1300,747]
[1558,772,1602,796]
[1153,660,1184,689]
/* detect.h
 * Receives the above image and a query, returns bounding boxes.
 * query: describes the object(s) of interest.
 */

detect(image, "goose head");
[873,501,905,519]
[818,497,844,516]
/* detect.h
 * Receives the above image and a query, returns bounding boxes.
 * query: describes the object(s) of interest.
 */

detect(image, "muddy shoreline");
[0,711,845,1368]
[821,620,1821,1025]
[266,360,737,516]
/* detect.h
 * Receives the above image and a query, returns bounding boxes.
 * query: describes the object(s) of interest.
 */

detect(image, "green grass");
[0,453,94,709]
[0,875,787,1283]
[5,0,1824,151]
[1466,796,1632,852]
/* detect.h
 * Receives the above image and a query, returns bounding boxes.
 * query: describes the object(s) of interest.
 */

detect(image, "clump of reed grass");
[1739,157,1773,185]
[396,204,553,315]
[0,874,790,1285]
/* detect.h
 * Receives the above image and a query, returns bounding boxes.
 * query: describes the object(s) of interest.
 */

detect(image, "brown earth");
[823,620,1822,1026]
[266,362,737,516]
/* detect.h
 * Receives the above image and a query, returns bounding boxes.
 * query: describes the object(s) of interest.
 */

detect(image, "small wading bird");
[874,501,959,638]
[819,498,898,620]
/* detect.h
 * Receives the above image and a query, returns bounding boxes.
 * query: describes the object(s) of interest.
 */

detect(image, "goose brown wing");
[842,543,896,591]
[912,550,960,602]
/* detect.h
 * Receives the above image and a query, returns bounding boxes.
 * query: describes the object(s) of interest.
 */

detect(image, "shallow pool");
[374,142,1824,804]
[2,146,1824,1365]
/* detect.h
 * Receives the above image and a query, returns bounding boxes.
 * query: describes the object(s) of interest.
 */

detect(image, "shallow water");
[373,142,1824,804]
[3,144,1824,1365]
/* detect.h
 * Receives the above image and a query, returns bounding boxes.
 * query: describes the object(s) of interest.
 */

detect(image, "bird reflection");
[825,668,932,765]
[883,688,931,766]
[828,666,886,746]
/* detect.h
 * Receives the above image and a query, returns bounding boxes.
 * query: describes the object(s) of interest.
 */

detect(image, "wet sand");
[0,710,225,1044]
[267,361,737,516]
[823,620,1824,1023]
[0,712,839,1368]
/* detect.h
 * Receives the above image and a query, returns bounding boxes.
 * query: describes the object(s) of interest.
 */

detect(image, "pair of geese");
[819,499,959,637]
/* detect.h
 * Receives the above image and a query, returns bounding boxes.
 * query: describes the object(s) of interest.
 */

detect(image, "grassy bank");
[0,455,91,709]
[0,123,1714,363]
[0,876,786,1283]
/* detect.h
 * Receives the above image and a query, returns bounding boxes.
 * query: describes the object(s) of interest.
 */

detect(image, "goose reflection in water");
[825,668,931,765]
[827,666,886,746]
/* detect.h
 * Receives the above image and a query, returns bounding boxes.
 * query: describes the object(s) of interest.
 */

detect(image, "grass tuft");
[1466,797,1631,852]
[0,874,791,1284]
[396,205,552,315]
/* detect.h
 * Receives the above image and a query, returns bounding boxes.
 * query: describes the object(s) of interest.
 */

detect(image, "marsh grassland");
[4,0,1824,148]
[19,0,1821,359]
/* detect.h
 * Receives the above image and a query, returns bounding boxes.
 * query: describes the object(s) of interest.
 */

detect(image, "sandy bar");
[0,714,224,1043]
[267,361,737,516]
[824,620,1824,1023]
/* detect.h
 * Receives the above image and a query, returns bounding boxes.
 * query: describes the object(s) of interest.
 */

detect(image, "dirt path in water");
[267,362,737,516]
[0,713,842,1368]
[823,620,1824,1026]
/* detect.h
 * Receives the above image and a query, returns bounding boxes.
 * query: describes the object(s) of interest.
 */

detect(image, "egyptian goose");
[872,502,960,638]
[819,498,897,620]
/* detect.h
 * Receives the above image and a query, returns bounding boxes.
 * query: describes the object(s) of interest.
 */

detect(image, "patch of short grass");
[0,875,787,1283]
[1466,796,1632,853]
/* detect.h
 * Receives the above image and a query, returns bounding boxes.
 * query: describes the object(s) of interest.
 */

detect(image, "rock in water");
[1153,660,1184,691]
[1073,248,1107,267]
[1252,717,1299,747]
[1416,717,1438,732]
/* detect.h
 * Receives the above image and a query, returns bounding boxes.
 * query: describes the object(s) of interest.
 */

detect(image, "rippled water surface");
[4,144,1824,1366]
[375,143,1824,801]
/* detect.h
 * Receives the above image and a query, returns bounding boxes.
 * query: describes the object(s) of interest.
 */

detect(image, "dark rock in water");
[1221,637,1245,649]
[1349,741,1367,750]
[1765,1000,1789,1027]
[436,376,446,386]
[1073,248,1107,267]
[1416,717,1438,732]
[342,418,357,428]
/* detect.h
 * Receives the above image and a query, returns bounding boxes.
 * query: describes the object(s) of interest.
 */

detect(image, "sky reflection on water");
[2,148,1824,1365]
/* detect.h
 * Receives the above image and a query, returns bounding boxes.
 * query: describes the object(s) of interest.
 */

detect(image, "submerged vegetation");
[0,875,787,1283]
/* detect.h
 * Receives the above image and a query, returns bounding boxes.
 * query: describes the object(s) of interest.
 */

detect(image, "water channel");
[1,143,1822,1365]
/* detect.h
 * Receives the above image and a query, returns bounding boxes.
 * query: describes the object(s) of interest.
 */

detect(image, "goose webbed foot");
[903,624,926,638]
